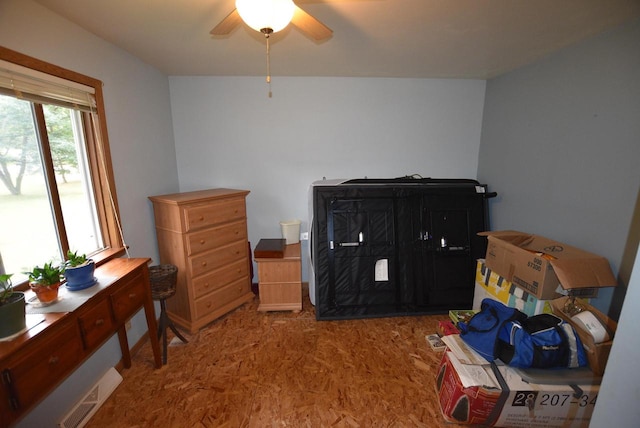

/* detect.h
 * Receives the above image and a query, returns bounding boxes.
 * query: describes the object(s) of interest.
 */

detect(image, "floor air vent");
[58,367,122,428]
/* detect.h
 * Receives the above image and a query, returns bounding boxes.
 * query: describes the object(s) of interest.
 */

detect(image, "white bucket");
[280,219,301,245]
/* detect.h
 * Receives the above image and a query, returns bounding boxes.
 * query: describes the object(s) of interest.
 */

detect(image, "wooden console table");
[0,258,161,427]
[255,242,302,312]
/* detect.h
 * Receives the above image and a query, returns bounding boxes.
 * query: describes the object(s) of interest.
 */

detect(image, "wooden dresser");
[149,188,254,333]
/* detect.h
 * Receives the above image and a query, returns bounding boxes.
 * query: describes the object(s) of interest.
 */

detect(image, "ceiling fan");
[210,0,333,41]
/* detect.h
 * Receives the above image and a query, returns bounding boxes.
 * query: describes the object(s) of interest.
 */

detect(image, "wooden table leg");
[144,296,162,369]
[117,327,131,369]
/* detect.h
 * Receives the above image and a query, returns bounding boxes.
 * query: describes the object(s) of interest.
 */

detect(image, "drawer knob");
[199,215,204,221]
[204,282,209,288]
[200,239,205,245]
[95,318,105,326]
[49,356,60,365]
[201,261,207,267]
[129,293,137,299]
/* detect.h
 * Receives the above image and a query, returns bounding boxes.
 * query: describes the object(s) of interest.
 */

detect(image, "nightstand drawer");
[192,259,249,299]
[257,260,301,283]
[184,196,246,232]
[258,282,302,307]
[78,299,115,349]
[186,220,247,256]
[189,240,247,278]
[194,278,250,319]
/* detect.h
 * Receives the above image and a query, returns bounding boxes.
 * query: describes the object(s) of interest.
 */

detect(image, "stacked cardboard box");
[436,231,617,426]
[551,297,617,376]
[480,231,617,299]
[477,230,618,375]
[437,349,599,427]
[474,259,553,316]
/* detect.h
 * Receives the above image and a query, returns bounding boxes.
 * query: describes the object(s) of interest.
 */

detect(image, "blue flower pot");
[64,260,96,291]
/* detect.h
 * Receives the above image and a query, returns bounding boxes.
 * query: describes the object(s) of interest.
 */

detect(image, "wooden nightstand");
[255,241,302,312]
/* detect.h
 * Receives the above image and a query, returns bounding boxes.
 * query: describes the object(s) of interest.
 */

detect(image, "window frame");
[0,46,125,287]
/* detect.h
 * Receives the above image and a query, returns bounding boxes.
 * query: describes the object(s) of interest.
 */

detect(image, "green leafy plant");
[0,273,14,305]
[25,262,64,287]
[65,250,89,268]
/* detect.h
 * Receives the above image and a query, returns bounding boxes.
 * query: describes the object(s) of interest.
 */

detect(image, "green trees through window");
[0,95,102,281]
[0,46,123,285]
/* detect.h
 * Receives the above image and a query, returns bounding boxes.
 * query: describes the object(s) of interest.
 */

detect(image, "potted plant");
[63,250,96,291]
[0,273,27,339]
[25,262,64,304]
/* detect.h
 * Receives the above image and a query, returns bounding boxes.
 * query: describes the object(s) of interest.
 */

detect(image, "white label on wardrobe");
[375,259,389,281]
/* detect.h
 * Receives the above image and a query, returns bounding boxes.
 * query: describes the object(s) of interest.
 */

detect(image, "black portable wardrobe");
[311,177,496,320]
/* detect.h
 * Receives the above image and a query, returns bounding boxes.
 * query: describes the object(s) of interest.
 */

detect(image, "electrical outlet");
[125,321,132,331]
[300,232,309,240]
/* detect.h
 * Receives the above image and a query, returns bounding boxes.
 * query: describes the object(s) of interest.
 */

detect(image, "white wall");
[591,242,640,426]
[477,20,640,317]
[0,1,179,426]
[0,0,179,263]
[478,20,640,425]
[169,76,486,281]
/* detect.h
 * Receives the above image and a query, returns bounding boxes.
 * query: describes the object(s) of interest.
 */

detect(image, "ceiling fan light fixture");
[236,0,295,34]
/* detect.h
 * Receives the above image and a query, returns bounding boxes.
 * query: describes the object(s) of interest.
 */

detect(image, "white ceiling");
[34,0,640,79]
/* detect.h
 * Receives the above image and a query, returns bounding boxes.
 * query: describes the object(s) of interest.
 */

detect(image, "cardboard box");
[551,297,617,376]
[480,231,617,300]
[474,259,553,316]
[437,351,599,427]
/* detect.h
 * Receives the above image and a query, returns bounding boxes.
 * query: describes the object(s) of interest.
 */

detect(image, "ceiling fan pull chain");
[265,34,272,98]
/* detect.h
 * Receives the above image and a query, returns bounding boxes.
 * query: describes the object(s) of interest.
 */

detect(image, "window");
[0,47,123,284]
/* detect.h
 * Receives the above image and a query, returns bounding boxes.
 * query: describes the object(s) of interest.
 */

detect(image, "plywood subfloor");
[87,287,466,427]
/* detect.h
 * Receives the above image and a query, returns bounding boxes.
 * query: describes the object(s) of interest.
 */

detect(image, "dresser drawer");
[110,272,147,323]
[77,299,116,350]
[194,278,250,319]
[3,320,84,411]
[192,259,249,299]
[184,196,246,232]
[189,240,247,278]
[186,220,247,256]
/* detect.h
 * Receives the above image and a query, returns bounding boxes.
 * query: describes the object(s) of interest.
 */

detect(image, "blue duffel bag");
[457,298,526,361]
[459,298,587,369]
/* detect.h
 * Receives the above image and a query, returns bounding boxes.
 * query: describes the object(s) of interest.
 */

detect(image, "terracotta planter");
[0,292,26,339]
[30,282,61,304]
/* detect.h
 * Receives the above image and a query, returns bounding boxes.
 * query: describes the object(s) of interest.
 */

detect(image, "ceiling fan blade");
[210,9,242,35]
[290,5,333,41]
